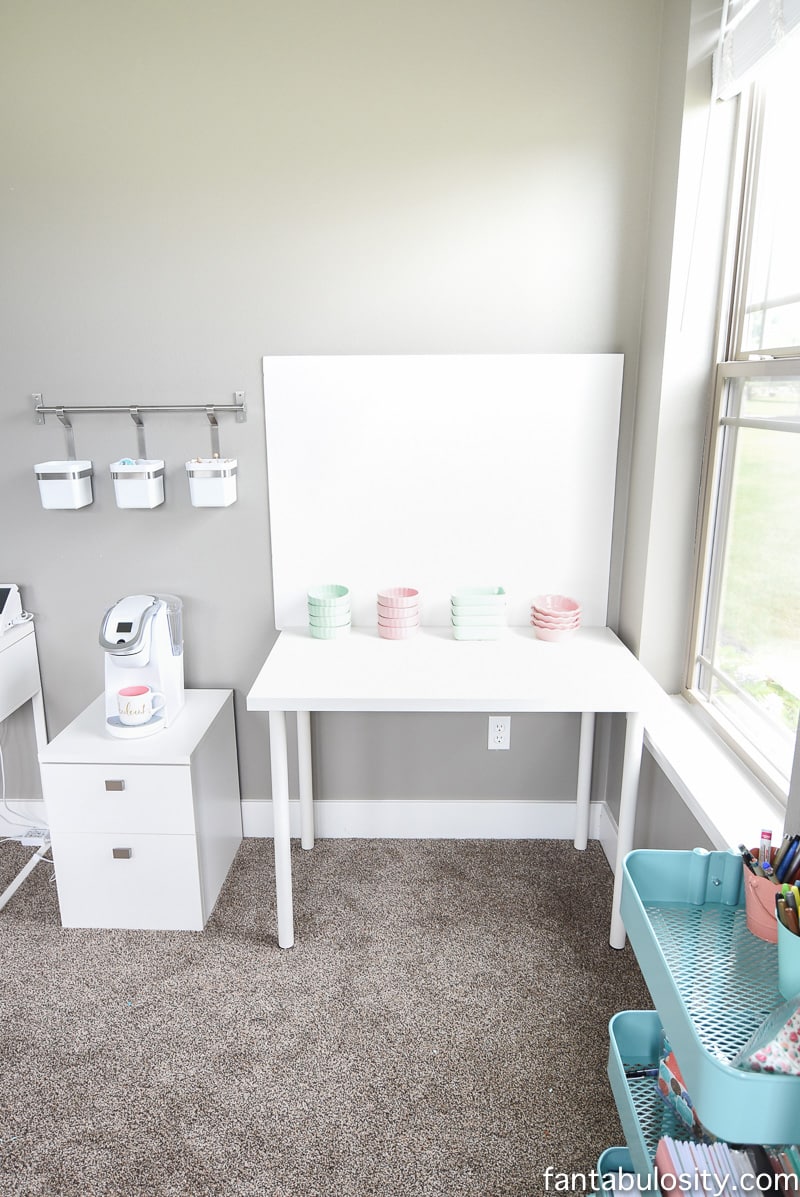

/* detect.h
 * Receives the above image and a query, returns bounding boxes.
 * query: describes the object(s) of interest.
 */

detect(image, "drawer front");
[51,832,204,930]
[41,763,194,835]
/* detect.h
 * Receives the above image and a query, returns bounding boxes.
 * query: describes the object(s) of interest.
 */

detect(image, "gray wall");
[2,1,669,813]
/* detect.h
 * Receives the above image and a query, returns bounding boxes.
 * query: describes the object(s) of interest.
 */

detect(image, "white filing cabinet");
[39,690,242,931]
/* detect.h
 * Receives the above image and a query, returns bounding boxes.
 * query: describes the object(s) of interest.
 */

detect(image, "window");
[690,47,800,798]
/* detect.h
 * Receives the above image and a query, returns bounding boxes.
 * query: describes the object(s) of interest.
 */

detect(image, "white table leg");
[297,710,314,850]
[0,840,51,913]
[609,711,644,949]
[30,686,48,753]
[268,710,294,949]
[574,711,595,850]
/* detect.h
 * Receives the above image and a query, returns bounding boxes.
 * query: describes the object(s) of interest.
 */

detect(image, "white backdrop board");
[263,354,623,629]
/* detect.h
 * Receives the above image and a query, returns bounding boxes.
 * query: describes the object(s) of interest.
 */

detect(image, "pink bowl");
[531,605,581,620]
[378,598,419,616]
[378,613,420,628]
[532,594,581,617]
[379,623,419,639]
[532,623,578,642]
[377,587,420,609]
[531,612,581,628]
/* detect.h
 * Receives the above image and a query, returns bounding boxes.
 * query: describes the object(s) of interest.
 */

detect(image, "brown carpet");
[0,837,651,1197]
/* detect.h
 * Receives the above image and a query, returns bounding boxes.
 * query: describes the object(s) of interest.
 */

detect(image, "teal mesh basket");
[621,849,795,1145]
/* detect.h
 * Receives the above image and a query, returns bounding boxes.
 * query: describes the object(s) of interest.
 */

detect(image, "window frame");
[686,77,800,802]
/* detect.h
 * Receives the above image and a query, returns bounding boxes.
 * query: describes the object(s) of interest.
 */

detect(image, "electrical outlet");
[488,715,510,750]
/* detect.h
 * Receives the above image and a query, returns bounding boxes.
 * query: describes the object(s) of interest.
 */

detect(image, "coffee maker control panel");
[100,594,160,653]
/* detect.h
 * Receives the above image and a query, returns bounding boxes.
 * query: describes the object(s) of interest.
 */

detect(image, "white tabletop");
[39,690,232,766]
[247,626,655,714]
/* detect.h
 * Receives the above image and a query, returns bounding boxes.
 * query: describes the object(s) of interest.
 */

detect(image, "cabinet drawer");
[41,763,194,835]
[50,831,204,930]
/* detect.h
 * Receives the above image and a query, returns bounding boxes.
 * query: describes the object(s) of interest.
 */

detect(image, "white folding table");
[0,620,50,911]
[247,625,656,950]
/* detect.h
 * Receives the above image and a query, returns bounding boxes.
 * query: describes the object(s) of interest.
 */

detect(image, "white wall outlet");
[488,715,511,750]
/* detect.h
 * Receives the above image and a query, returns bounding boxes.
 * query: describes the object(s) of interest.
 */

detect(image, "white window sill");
[643,692,785,850]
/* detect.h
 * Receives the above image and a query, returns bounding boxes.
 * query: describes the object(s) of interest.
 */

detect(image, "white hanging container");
[110,459,165,509]
[34,460,94,509]
[185,458,238,507]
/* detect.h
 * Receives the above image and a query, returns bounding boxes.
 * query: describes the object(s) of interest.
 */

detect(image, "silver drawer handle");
[105,780,125,792]
[112,847,132,860]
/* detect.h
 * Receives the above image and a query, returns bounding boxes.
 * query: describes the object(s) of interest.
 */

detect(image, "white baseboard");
[0,796,621,869]
[241,797,614,847]
[596,802,619,872]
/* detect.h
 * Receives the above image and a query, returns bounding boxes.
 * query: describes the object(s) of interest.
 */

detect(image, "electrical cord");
[0,607,51,840]
[0,728,50,834]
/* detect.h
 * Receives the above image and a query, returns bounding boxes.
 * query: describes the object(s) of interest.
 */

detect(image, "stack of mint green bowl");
[450,587,508,640]
[307,584,351,638]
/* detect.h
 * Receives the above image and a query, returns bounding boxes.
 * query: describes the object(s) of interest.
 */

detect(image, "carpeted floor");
[0,837,651,1197]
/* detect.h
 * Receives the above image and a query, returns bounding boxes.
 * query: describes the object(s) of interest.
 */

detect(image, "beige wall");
[618,0,734,691]
[2,1,667,813]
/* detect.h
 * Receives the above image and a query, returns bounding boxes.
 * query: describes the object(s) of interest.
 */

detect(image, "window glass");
[692,35,800,796]
[741,61,800,355]
[699,380,800,782]
[739,376,800,418]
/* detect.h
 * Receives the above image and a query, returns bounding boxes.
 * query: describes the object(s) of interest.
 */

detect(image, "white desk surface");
[39,690,232,766]
[247,626,655,714]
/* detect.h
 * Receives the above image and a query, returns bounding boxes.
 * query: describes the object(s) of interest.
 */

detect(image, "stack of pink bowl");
[531,594,581,642]
[377,587,420,639]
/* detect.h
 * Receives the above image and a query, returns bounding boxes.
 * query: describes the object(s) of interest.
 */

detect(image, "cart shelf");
[621,848,798,1145]
[595,1147,643,1192]
[607,1010,695,1179]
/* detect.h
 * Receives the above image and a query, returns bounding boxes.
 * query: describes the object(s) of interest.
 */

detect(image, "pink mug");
[117,685,166,726]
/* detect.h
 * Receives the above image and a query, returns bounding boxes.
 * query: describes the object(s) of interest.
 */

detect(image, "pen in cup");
[739,844,767,877]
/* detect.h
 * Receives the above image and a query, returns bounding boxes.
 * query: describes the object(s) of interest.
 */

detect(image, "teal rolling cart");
[602,848,797,1180]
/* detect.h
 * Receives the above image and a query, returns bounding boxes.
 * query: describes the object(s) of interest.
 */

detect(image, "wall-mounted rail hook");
[129,407,147,459]
[56,408,77,460]
[206,406,221,458]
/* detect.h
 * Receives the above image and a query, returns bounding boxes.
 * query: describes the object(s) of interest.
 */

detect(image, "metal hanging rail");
[32,391,246,459]
[32,392,247,422]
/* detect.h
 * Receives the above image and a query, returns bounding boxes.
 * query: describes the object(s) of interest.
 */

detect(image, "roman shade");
[714,0,800,98]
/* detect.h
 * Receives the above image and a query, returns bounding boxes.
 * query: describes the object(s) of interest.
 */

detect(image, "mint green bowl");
[308,584,350,607]
[451,587,506,608]
[310,623,350,639]
[452,625,505,640]
[308,611,351,627]
[451,612,507,626]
